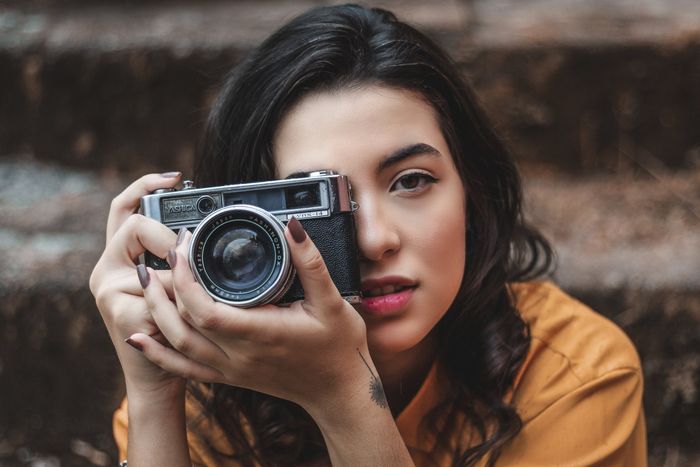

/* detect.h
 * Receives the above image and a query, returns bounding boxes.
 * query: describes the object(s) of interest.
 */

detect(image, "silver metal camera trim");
[140,172,355,229]
[188,204,296,308]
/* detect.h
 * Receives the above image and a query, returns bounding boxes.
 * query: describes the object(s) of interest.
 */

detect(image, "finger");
[153,270,175,299]
[126,333,223,383]
[148,330,170,347]
[170,230,267,337]
[108,269,175,299]
[106,172,182,242]
[285,217,342,312]
[140,265,229,367]
[108,214,177,267]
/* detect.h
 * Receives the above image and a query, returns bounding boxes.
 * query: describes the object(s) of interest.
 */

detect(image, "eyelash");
[390,171,438,194]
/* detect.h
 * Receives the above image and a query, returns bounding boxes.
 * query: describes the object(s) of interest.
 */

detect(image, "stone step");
[0,156,698,465]
[1,0,699,174]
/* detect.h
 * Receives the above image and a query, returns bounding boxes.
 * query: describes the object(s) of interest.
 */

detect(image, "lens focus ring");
[188,205,294,307]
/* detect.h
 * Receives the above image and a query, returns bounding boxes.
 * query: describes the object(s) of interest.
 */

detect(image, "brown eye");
[400,174,421,189]
[391,172,438,193]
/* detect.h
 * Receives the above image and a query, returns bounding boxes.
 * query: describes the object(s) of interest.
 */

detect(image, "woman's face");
[274,86,466,357]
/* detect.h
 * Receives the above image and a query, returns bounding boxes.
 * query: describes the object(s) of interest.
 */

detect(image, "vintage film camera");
[140,171,362,308]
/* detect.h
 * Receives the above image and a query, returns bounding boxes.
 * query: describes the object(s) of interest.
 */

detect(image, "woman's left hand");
[127,218,372,414]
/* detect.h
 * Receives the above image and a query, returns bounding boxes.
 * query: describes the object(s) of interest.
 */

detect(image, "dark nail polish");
[125,337,144,352]
[161,171,181,178]
[288,216,307,243]
[136,264,150,288]
[167,249,177,269]
[176,227,187,246]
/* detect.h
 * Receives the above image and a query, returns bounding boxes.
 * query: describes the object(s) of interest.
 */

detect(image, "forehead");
[272,86,450,178]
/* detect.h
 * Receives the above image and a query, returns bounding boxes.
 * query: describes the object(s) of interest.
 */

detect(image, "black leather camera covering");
[282,211,362,303]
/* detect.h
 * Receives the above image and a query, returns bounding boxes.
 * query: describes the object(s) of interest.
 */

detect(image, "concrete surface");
[0,0,699,172]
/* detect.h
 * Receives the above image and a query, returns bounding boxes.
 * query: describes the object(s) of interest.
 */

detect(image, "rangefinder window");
[223,189,284,211]
[285,184,320,209]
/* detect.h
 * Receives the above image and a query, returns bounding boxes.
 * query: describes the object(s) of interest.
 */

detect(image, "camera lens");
[208,226,274,291]
[189,205,294,307]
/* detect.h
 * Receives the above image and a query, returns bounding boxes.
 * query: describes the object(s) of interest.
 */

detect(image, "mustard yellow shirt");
[114,281,647,466]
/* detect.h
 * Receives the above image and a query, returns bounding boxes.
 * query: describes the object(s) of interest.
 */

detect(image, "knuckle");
[91,279,115,311]
[258,331,279,347]
[92,285,109,309]
[124,213,146,229]
[143,294,155,314]
[215,304,250,336]
[148,351,166,369]
[88,265,101,296]
[109,195,124,212]
[178,309,193,324]
[170,335,192,354]
[192,310,220,330]
[179,368,196,381]
[116,215,138,237]
[302,253,328,277]
[112,307,133,329]
[119,214,151,240]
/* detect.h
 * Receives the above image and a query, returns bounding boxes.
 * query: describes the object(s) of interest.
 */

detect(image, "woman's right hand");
[89,172,184,398]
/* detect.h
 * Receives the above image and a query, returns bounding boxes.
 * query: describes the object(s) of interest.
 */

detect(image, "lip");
[361,275,416,292]
[360,275,417,317]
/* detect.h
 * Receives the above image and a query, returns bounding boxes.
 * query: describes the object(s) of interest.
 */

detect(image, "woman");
[90,4,646,466]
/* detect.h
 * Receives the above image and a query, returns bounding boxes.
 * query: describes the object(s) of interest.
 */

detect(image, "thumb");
[285,217,343,312]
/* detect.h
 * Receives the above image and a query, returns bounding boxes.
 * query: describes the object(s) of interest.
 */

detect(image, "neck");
[372,332,438,417]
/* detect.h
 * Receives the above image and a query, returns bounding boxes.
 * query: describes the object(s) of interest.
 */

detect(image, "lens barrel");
[188,205,294,307]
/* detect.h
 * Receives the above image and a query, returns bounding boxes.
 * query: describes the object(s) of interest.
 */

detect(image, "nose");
[354,194,401,263]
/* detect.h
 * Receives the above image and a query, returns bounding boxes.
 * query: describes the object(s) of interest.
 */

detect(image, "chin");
[366,320,427,357]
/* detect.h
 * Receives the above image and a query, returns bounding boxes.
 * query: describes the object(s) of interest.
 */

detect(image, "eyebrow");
[284,143,441,179]
[376,143,441,174]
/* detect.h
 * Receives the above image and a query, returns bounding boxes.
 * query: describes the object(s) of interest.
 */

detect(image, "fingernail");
[161,171,181,178]
[287,216,307,243]
[136,264,150,288]
[125,337,144,352]
[167,249,177,269]
[176,227,187,246]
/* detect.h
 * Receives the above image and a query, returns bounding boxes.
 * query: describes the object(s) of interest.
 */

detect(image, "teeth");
[365,285,409,297]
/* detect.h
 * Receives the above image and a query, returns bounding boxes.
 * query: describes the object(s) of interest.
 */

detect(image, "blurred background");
[0,0,698,465]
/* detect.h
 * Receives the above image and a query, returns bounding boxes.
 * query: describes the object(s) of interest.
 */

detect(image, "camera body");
[140,171,361,307]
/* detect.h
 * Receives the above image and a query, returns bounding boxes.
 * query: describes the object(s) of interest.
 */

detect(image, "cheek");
[411,198,467,292]
[417,195,466,260]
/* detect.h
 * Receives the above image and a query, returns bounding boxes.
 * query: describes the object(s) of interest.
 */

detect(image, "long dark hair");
[189,4,554,466]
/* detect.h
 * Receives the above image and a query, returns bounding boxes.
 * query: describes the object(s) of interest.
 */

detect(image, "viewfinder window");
[285,184,320,209]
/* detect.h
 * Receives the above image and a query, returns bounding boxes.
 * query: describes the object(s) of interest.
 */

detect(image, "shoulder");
[508,281,642,410]
[510,280,641,384]
[499,281,646,465]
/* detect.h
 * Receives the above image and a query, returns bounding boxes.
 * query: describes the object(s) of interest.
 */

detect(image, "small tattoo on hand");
[357,349,388,409]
